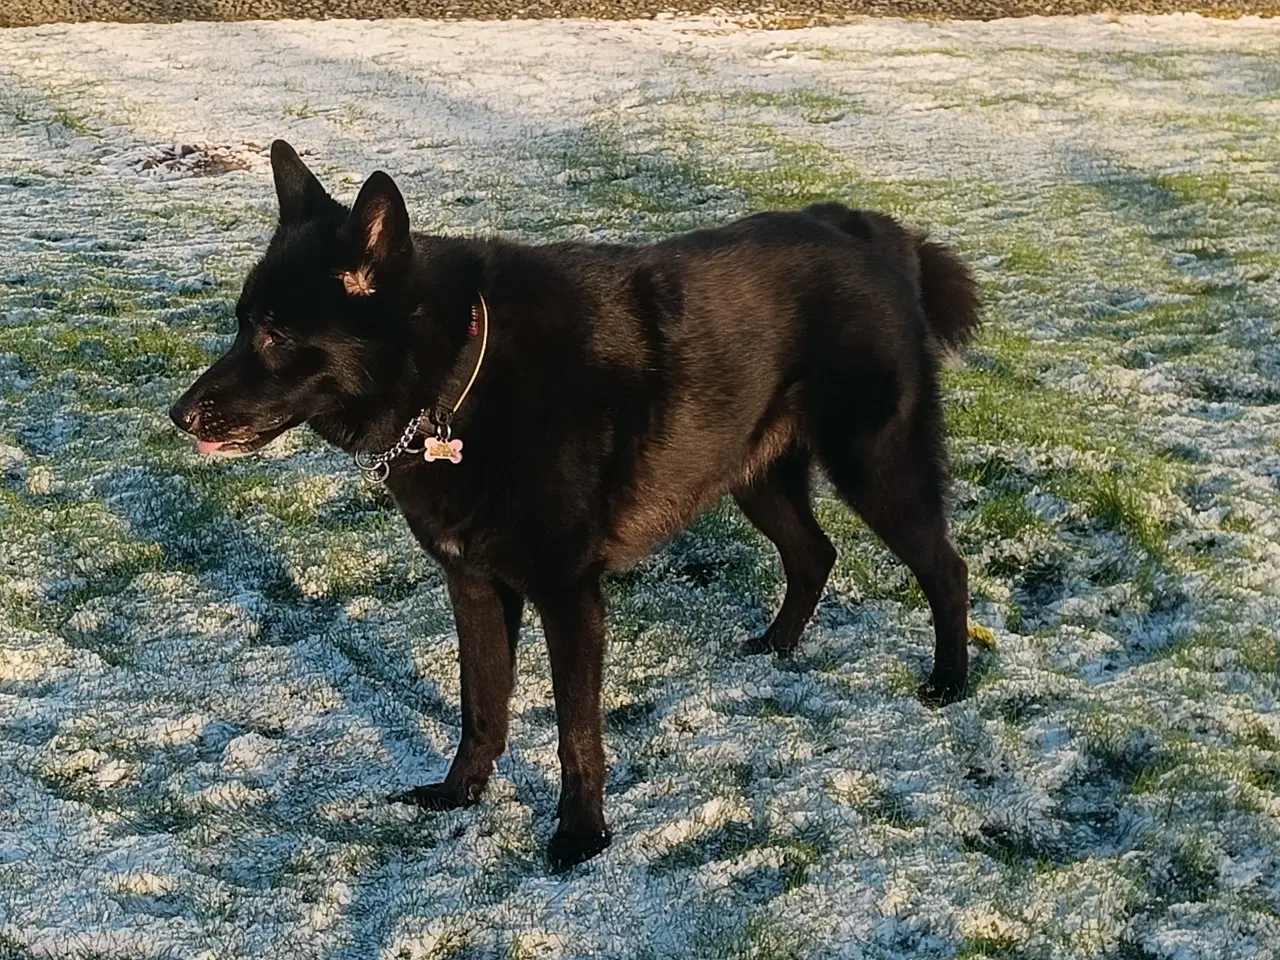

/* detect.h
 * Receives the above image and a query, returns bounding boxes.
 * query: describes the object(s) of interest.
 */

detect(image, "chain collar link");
[353,407,430,484]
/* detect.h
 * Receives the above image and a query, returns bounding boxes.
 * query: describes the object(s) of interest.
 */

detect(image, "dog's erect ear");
[340,172,411,296]
[348,172,410,263]
[271,139,330,223]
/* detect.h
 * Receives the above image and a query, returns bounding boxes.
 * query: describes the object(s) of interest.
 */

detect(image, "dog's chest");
[402,504,491,568]
[388,470,474,554]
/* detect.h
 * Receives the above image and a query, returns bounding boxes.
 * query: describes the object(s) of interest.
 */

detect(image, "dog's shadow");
[93,459,463,835]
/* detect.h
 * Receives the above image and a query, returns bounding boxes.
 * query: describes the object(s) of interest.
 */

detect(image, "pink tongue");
[195,440,226,455]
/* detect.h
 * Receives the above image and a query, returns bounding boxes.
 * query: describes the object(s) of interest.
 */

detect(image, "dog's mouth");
[192,422,292,457]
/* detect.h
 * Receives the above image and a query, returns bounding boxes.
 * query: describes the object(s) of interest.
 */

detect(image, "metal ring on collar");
[361,461,390,485]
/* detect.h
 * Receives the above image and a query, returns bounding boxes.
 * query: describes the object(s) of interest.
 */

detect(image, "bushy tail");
[912,235,981,354]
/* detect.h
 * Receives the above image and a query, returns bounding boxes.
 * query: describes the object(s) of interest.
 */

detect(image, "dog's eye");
[258,329,287,350]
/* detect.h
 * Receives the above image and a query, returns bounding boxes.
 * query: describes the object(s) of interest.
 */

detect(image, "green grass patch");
[0,321,212,382]
[1069,469,1169,560]
[49,107,92,136]
[1148,172,1234,206]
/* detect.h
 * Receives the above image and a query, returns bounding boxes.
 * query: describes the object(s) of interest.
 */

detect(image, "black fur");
[171,140,982,871]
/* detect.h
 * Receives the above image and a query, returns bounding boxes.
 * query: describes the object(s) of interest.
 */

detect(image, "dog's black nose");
[169,400,199,434]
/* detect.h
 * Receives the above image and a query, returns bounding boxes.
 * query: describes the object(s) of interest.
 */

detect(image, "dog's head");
[169,140,415,455]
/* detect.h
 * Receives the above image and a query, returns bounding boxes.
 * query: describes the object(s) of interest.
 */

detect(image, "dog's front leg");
[538,575,611,871]
[391,568,521,810]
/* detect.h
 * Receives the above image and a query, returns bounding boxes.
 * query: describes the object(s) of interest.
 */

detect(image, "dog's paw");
[547,826,611,873]
[917,675,966,708]
[740,629,796,658]
[388,782,468,811]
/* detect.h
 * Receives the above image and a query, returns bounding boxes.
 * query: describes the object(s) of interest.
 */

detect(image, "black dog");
[171,140,980,870]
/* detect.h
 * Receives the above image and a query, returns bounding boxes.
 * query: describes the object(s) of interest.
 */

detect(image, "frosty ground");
[0,13,1278,960]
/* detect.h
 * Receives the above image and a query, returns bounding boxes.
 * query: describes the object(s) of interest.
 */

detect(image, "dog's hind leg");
[817,405,970,705]
[733,449,836,656]
[390,572,522,810]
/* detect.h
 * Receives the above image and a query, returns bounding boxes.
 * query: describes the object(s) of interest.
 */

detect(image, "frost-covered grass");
[1,13,1279,960]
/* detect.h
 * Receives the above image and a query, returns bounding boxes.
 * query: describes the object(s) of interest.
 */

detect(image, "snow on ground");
[0,12,1278,960]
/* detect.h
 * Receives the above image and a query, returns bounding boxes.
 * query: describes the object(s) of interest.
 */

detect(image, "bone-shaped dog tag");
[424,437,463,464]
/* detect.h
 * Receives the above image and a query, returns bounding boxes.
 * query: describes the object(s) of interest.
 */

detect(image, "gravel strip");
[2,0,1274,27]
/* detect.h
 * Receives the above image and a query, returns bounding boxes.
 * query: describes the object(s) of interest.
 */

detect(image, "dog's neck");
[307,393,419,454]
[306,291,479,456]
